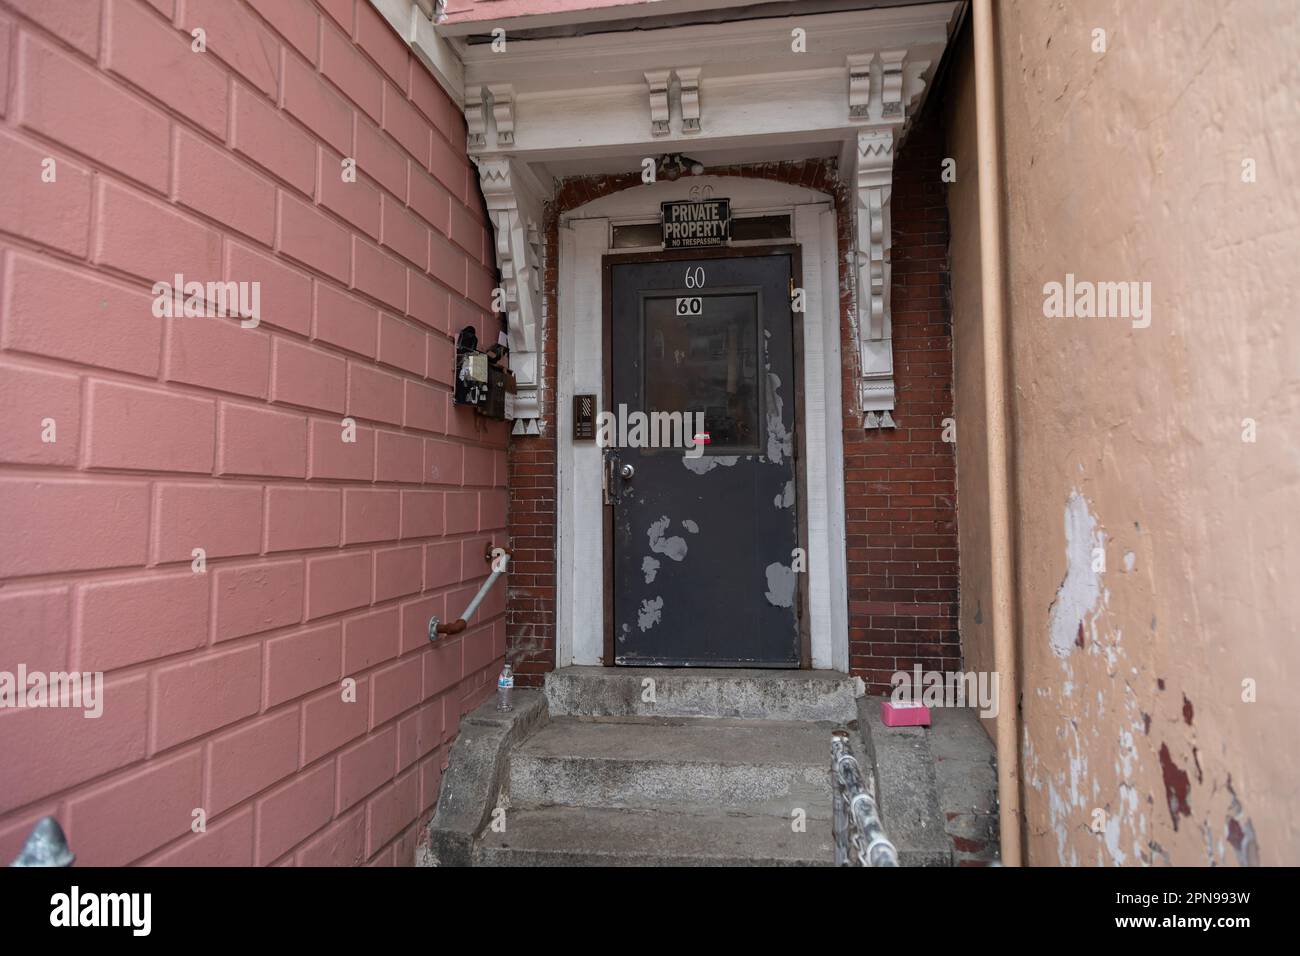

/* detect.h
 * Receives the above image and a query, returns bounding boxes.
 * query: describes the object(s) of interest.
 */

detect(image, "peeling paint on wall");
[1224,777,1260,867]
[1158,742,1193,831]
[1025,489,1155,865]
[1018,486,1268,867]
[943,2,1297,866]
[1047,491,1105,659]
[641,556,660,584]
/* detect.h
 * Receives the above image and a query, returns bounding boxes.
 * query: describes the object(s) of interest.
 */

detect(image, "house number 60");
[684,266,706,288]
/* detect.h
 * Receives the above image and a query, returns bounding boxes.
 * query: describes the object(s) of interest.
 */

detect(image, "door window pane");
[730,214,792,241]
[611,222,664,249]
[642,293,760,452]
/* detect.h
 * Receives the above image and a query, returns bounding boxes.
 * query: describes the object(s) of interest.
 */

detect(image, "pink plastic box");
[881,699,932,727]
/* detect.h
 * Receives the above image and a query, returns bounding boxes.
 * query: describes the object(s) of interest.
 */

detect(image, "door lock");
[603,453,617,505]
[604,455,634,505]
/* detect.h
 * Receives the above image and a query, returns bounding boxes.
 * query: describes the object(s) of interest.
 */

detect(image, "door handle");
[604,455,633,504]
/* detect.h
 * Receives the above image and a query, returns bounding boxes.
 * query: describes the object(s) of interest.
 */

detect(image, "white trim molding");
[557,178,850,670]
[842,46,933,428]
[855,126,898,425]
[474,156,548,433]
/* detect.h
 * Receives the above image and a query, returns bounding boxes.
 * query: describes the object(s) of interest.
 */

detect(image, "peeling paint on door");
[647,516,688,562]
[764,561,796,607]
[637,596,664,632]
[765,372,793,464]
[682,454,739,475]
[774,480,795,509]
[611,255,800,666]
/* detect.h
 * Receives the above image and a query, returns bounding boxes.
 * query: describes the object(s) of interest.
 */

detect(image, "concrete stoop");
[421,668,963,867]
[544,666,861,722]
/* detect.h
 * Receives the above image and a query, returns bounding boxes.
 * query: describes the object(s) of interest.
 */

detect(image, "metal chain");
[850,829,871,867]
[831,730,900,867]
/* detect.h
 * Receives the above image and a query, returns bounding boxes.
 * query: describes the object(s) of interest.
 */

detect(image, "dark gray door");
[609,253,801,666]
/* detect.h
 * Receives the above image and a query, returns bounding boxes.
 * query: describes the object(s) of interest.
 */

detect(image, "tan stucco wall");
[945,1,1300,865]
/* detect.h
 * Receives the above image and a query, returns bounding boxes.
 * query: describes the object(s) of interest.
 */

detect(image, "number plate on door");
[676,296,702,316]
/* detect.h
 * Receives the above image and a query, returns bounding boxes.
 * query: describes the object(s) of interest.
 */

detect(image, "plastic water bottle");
[496,664,514,712]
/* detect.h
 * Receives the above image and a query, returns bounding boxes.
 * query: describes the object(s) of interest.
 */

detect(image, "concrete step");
[509,716,835,817]
[545,665,861,722]
[857,697,953,866]
[477,805,833,866]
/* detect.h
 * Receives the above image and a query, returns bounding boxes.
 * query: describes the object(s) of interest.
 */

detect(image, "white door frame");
[555,176,849,671]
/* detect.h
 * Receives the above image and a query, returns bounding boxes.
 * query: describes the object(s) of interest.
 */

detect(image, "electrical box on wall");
[454,326,515,421]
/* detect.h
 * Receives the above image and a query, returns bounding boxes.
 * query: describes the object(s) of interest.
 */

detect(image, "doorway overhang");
[456,2,962,432]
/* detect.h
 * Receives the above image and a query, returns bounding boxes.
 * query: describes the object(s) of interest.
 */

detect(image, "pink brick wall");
[0,0,507,866]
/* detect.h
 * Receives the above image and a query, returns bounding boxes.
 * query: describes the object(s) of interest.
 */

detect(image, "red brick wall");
[844,111,961,692]
[502,220,561,688]
[506,112,959,693]
[0,0,506,866]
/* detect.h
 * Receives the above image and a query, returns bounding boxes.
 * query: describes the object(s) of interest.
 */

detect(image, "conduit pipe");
[972,0,1022,867]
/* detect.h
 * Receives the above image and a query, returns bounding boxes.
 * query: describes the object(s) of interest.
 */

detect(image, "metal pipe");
[458,562,503,623]
[972,0,1023,867]
[429,549,511,639]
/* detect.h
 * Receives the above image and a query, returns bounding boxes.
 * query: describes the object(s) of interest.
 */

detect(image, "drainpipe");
[972,0,1022,867]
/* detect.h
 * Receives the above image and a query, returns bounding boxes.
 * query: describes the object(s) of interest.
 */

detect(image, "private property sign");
[661,199,731,248]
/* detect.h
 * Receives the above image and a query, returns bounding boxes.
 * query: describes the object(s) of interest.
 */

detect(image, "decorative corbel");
[465,86,487,150]
[645,70,671,136]
[474,157,547,433]
[677,68,702,133]
[487,84,515,146]
[847,55,872,119]
[854,128,897,425]
[879,50,906,119]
